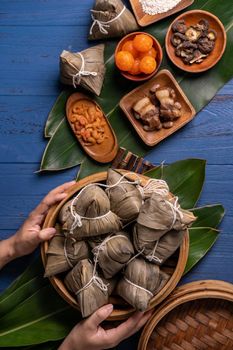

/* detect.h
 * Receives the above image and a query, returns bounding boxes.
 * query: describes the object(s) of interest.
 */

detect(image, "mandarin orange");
[133,34,153,53]
[122,40,139,58]
[116,51,134,71]
[140,56,157,74]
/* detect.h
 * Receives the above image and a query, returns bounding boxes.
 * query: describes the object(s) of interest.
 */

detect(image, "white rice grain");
[139,0,182,16]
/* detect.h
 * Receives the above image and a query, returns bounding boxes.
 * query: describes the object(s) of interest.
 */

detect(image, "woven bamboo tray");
[138,280,233,350]
[41,170,189,321]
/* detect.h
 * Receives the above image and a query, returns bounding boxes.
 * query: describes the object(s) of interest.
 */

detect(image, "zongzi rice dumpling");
[116,258,169,311]
[44,230,90,277]
[61,185,122,239]
[133,192,196,260]
[60,44,105,96]
[106,169,143,222]
[64,259,115,317]
[143,229,186,265]
[92,232,134,279]
[89,0,139,41]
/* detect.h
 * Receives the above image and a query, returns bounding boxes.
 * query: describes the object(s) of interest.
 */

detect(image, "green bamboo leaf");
[146,159,206,209]
[184,227,219,275]
[0,284,80,347]
[44,90,73,138]
[40,119,85,171]
[0,257,43,303]
[0,276,48,319]
[191,205,225,228]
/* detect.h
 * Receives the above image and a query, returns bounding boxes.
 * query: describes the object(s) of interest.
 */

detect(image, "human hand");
[0,181,75,269]
[58,304,153,350]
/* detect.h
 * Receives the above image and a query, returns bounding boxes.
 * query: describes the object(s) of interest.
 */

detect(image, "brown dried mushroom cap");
[207,29,217,41]
[198,37,215,54]
[195,18,209,32]
[171,33,186,47]
[172,20,187,34]
[185,27,202,42]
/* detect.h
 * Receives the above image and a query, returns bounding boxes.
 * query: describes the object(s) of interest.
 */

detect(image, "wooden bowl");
[120,69,196,147]
[129,0,194,27]
[115,32,163,82]
[166,10,227,73]
[41,171,189,321]
[66,92,118,163]
[138,280,233,350]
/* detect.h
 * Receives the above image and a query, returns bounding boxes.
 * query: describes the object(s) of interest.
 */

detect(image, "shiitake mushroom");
[171,17,217,65]
[172,20,187,34]
[198,37,215,54]
[171,33,186,47]
[185,27,202,42]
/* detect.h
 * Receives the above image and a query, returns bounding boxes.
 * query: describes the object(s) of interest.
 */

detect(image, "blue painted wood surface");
[0,0,233,348]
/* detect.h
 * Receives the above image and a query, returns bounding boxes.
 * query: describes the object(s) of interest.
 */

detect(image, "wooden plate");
[66,93,118,163]
[119,69,196,147]
[41,171,189,321]
[115,32,163,82]
[166,10,227,73]
[129,0,194,27]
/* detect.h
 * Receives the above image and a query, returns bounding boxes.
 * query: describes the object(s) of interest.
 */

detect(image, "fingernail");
[105,304,113,312]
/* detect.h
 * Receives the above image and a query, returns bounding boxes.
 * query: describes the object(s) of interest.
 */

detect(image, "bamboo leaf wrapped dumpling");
[133,192,196,258]
[106,169,143,222]
[64,259,115,317]
[92,232,134,279]
[44,230,90,277]
[89,0,139,41]
[60,44,105,96]
[116,258,169,312]
[61,185,122,239]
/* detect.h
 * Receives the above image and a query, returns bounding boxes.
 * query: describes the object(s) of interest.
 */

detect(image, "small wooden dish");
[66,93,118,163]
[41,171,189,321]
[129,0,194,27]
[120,69,196,147]
[166,10,227,73]
[138,280,233,350]
[115,32,163,82]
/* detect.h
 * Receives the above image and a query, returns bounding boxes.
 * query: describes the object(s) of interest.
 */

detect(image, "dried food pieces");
[68,99,108,147]
[171,18,217,65]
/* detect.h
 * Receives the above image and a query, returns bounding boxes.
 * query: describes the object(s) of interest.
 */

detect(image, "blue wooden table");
[0,0,232,348]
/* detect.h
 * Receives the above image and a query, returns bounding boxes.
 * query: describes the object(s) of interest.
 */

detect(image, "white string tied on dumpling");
[92,233,130,260]
[69,172,141,234]
[146,240,162,264]
[89,6,126,35]
[76,251,109,296]
[166,196,184,229]
[72,52,98,88]
[138,178,170,199]
[123,277,153,297]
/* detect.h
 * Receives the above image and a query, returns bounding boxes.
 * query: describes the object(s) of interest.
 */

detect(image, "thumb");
[38,227,56,241]
[86,304,113,330]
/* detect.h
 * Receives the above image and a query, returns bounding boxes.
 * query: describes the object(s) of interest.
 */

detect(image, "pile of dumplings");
[45,169,196,317]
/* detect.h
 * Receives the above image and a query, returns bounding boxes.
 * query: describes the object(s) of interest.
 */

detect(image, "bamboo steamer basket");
[41,170,189,321]
[138,280,233,350]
